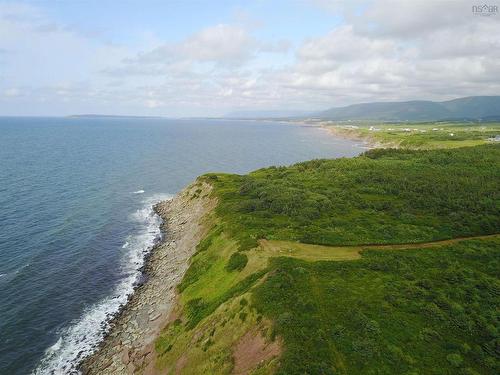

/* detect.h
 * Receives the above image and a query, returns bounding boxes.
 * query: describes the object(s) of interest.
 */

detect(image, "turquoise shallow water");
[0,117,362,374]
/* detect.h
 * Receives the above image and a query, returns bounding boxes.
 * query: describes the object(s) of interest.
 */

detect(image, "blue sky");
[1,0,499,116]
[31,1,341,43]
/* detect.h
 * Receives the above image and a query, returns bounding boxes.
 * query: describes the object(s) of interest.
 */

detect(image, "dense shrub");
[226,252,248,272]
[252,238,500,374]
[210,145,499,246]
[170,145,500,373]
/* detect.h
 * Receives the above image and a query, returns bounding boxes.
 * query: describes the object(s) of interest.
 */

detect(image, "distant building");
[489,135,500,142]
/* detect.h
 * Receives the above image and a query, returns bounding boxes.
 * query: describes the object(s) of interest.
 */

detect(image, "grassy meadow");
[321,122,500,149]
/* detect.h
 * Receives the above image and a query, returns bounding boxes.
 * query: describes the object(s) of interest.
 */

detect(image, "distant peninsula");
[68,114,166,119]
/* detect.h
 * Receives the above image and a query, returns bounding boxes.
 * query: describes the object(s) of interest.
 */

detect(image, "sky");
[0,0,499,117]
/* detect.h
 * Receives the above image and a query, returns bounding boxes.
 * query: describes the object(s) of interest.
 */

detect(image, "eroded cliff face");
[81,181,216,375]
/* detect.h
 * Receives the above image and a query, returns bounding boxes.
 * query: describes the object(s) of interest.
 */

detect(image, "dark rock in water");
[134,274,148,287]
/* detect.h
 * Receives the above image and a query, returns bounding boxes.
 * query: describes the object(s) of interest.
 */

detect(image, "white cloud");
[274,0,500,106]
[178,24,255,63]
[107,23,289,78]
[297,25,396,63]
[126,24,255,67]
[1,0,499,116]
[351,0,475,38]
[97,0,500,113]
[3,87,21,97]
[0,2,129,86]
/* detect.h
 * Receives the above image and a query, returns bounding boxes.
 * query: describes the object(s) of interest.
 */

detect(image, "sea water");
[0,117,362,374]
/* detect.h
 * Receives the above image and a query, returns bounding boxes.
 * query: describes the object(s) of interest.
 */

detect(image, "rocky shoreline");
[320,125,385,149]
[80,181,215,375]
[280,119,381,149]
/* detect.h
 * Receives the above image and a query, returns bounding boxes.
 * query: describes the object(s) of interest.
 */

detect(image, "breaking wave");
[33,194,172,374]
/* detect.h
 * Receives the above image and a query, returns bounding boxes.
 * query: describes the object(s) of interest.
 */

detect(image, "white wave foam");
[0,263,32,285]
[16,262,30,274]
[132,190,145,194]
[33,193,172,375]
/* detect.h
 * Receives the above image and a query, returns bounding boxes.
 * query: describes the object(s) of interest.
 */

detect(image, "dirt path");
[360,233,500,250]
[258,233,499,263]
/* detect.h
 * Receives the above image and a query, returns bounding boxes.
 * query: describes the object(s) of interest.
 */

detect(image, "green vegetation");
[322,122,500,149]
[155,144,500,374]
[226,252,248,271]
[211,145,499,246]
[254,238,500,374]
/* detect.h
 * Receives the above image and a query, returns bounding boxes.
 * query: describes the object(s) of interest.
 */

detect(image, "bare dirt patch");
[174,354,188,375]
[232,328,282,375]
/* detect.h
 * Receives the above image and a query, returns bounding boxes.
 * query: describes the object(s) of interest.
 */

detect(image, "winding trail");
[257,233,500,263]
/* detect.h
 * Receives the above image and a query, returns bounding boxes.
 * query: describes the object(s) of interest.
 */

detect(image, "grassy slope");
[323,122,500,149]
[155,144,500,374]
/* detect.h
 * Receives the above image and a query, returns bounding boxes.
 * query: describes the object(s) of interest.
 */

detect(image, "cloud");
[179,24,256,63]
[129,24,255,67]
[3,87,21,97]
[275,0,500,106]
[259,39,291,53]
[0,2,136,114]
[297,25,396,63]
[0,2,129,86]
[105,23,290,78]
[351,0,476,38]
[97,0,500,113]
[1,0,499,116]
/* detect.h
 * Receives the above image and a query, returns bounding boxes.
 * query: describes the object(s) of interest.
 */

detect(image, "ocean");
[0,117,362,374]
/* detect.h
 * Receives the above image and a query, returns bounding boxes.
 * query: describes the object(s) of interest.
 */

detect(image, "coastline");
[76,121,373,374]
[318,124,386,149]
[280,119,386,149]
[80,181,215,374]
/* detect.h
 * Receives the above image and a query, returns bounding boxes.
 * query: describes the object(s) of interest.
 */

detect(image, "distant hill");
[316,96,500,121]
[224,110,310,119]
[68,114,165,119]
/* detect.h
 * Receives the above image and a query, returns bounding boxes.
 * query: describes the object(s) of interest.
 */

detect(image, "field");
[154,144,500,374]
[320,122,500,149]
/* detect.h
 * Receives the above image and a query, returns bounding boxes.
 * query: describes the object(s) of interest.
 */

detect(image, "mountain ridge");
[315,96,500,121]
